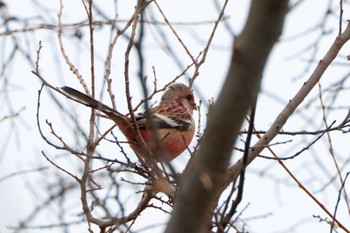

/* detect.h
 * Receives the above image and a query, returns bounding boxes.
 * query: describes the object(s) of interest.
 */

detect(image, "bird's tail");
[61,86,126,122]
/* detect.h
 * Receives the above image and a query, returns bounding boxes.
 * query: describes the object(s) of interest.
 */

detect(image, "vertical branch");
[165,1,289,233]
[104,1,151,109]
[135,2,149,112]
[331,172,350,232]
[58,0,89,94]
[87,0,96,98]
[124,1,140,122]
[123,0,153,169]
[80,0,97,231]
[339,0,343,35]
[317,83,350,214]
[217,100,257,232]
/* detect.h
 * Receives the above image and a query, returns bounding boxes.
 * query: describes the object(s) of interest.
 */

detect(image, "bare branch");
[166,1,289,233]
[222,21,350,233]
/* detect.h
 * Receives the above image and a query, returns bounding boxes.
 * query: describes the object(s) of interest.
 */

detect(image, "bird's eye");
[186,94,193,101]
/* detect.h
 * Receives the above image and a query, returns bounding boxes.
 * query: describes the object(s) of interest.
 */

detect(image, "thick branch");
[224,21,350,188]
[218,21,350,233]
[165,1,289,233]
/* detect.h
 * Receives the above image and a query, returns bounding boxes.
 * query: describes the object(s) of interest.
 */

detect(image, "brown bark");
[165,1,289,232]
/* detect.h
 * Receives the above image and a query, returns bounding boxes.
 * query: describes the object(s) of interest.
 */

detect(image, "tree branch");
[219,17,350,233]
[165,1,289,232]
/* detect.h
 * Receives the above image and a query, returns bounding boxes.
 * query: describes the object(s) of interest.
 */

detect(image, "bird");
[61,83,197,161]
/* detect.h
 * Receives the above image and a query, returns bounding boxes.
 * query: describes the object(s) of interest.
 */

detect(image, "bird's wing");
[136,113,192,131]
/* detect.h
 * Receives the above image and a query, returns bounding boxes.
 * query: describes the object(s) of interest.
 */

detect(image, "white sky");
[1,0,350,233]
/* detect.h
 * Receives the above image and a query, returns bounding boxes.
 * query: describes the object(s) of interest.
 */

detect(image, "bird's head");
[161,83,197,113]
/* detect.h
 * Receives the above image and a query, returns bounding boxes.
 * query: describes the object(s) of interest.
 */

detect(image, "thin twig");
[190,0,229,86]
[58,0,89,95]
[218,99,257,232]
[41,151,80,181]
[0,17,231,37]
[318,82,350,215]
[339,0,343,35]
[331,172,350,232]
[153,0,195,64]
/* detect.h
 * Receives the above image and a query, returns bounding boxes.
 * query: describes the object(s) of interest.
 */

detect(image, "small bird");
[61,83,197,161]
